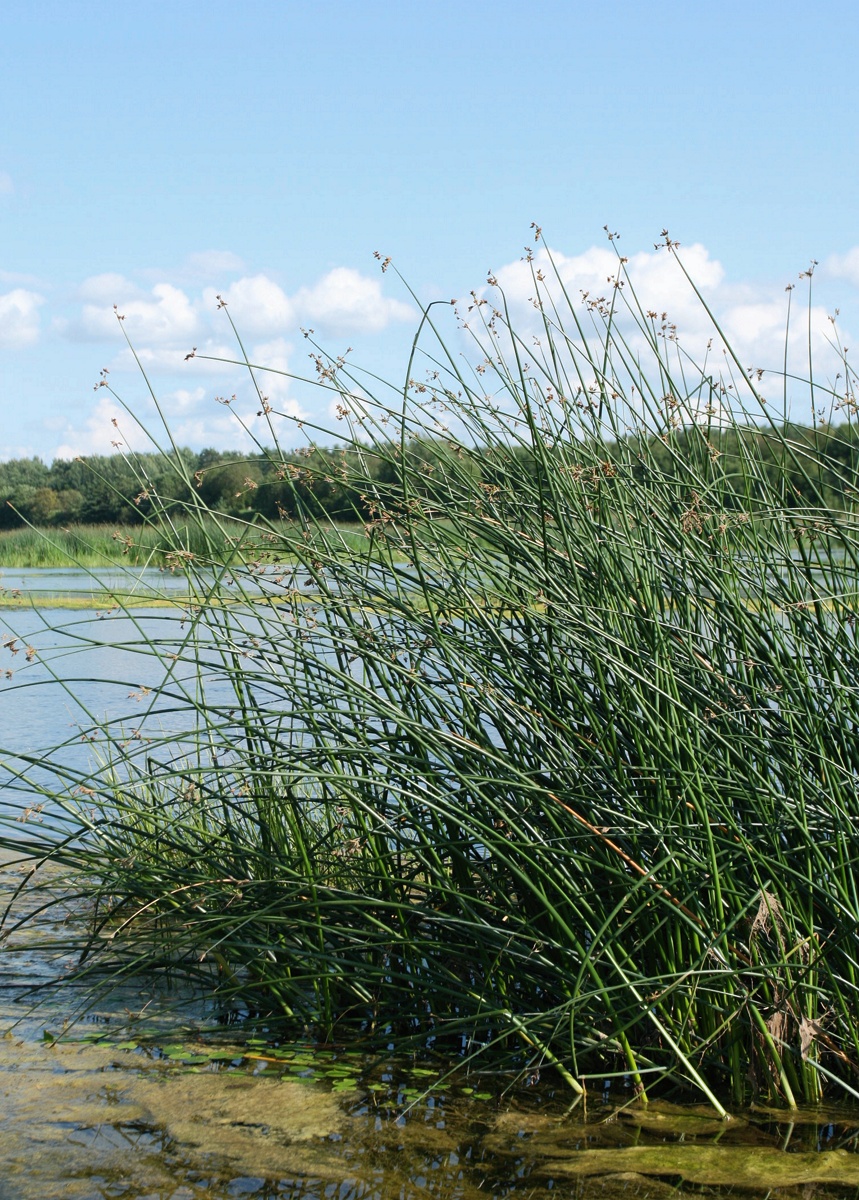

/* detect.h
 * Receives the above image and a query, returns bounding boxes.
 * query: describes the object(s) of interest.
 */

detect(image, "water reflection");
[0,600,250,826]
[3,916,859,1200]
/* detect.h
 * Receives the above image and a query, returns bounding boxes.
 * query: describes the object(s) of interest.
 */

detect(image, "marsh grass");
[0,518,371,570]
[3,233,859,1114]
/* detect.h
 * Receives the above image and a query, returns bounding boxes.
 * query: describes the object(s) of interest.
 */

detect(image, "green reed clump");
[3,234,859,1113]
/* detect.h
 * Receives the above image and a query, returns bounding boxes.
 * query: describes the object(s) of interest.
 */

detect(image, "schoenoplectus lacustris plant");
[3,229,859,1115]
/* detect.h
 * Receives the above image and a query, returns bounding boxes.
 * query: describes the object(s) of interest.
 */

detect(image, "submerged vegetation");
[4,233,859,1115]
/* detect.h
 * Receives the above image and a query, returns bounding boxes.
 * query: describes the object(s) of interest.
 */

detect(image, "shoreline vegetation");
[0,518,374,569]
[4,234,859,1116]
[4,405,859,537]
[4,415,859,566]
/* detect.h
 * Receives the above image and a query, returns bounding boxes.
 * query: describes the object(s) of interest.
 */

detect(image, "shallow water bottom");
[3,862,859,1199]
[4,1032,859,1200]
[0,1037,347,1198]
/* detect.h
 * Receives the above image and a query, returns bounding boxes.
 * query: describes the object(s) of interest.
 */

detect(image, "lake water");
[3,570,859,1198]
[0,604,208,821]
[0,563,288,823]
[0,565,196,598]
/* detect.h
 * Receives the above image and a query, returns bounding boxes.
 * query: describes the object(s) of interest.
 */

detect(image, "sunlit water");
[0,566,198,601]
[0,605,209,818]
[3,572,859,1198]
[4,999,859,1198]
[0,563,286,819]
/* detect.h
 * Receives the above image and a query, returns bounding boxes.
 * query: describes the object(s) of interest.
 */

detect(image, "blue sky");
[2,0,859,461]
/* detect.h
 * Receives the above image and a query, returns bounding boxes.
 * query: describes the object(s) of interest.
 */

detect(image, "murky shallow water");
[3,874,859,1200]
[5,1033,859,1200]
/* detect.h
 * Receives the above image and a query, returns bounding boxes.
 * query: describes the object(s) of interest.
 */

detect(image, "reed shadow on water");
[4,229,859,1119]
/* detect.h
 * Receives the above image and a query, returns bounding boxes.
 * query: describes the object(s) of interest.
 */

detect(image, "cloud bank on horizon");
[3,235,859,462]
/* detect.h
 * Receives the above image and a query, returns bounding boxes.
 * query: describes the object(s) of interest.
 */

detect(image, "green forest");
[2,420,859,532]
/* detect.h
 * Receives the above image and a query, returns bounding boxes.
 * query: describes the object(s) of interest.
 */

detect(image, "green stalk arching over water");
[3,231,859,1114]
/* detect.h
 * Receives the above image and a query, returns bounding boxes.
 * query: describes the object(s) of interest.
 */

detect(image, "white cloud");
[47,246,853,449]
[50,387,261,458]
[0,268,43,287]
[149,385,269,450]
[488,242,726,335]
[139,250,247,287]
[294,267,414,334]
[72,280,201,345]
[251,336,291,370]
[0,288,44,347]
[52,395,156,459]
[78,273,143,303]
[328,388,373,428]
[111,339,240,375]
[718,298,832,356]
[203,275,293,337]
[248,337,297,407]
[91,285,201,348]
[60,264,415,364]
[50,373,307,458]
[479,241,846,400]
[3,442,37,459]
[165,385,207,413]
[825,248,859,288]
[158,398,300,451]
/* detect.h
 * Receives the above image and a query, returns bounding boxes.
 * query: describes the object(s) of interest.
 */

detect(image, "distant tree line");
[0,446,379,529]
[2,422,859,530]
